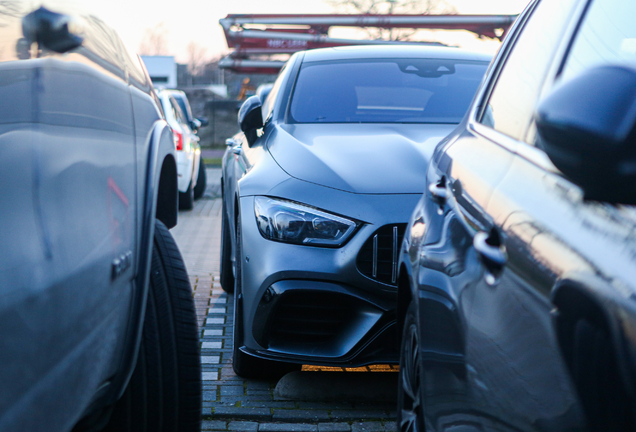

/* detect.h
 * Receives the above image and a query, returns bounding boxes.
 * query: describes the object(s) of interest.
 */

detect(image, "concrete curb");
[274,372,398,403]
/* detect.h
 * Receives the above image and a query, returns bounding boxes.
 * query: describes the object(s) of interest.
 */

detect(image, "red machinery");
[219,13,517,73]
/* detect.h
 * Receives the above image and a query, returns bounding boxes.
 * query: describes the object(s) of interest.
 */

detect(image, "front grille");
[268,291,353,346]
[357,224,406,286]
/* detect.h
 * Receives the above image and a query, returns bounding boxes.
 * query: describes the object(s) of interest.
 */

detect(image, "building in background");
[141,55,177,88]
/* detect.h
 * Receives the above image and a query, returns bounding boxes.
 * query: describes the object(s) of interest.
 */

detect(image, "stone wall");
[181,89,241,148]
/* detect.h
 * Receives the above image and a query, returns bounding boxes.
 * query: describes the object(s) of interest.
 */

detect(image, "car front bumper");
[238,192,421,366]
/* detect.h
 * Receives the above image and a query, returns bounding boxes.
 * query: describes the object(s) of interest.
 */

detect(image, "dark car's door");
[0,5,136,429]
[419,0,593,430]
[487,0,636,430]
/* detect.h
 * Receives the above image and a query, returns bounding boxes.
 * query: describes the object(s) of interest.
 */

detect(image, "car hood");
[268,123,456,194]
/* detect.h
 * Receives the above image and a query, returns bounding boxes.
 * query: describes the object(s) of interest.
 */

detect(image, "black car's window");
[262,63,288,122]
[170,98,186,124]
[560,0,636,82]
[289,59,488,124]
[174,96,193,123]
[479,0,577,141]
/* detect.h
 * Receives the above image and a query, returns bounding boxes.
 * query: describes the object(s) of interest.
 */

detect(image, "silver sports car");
[221,45,490,378]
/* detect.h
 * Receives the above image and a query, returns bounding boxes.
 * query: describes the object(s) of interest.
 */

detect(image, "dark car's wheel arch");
[552,280,636,430]
[156,154,178,229]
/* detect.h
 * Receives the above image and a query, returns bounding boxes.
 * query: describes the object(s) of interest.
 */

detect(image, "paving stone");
[202,341,223,349]
[202,371,219,381]
[329,411,389,421]
[209,307,226,314]
[228,421,259,431]
[214,407,272,421]
[296,402,352,410]
[318,423,351,432]
[243,401,297,409]
[203,390,218,401]
[351,423,384,432]
[247,389,274,396]
[258,424,318,432]
[220,385,244,396]
[204,329,223,336]
[383,422,396,432]
[201,420,227,431]
[247,381,273,390]
[207,317,226,324]
[272,410,330,422]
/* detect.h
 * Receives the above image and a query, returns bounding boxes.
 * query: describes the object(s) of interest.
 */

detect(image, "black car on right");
[396,0,636,431]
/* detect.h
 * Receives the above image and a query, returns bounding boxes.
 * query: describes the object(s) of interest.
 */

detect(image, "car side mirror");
[238,95,263,146]
[197,116,209,128]
[190,118,201,132]
[536,65,636,204]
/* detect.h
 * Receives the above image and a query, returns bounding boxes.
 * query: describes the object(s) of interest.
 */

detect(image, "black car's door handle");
[429,176,448,204]
[473,229,507,268]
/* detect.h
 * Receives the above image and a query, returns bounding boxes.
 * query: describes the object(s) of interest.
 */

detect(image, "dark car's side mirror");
[238,95,263,146]
[536,65,636,204]
[197,116,209,128]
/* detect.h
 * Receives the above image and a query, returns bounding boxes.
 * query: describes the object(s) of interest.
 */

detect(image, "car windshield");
[290,58,488,124]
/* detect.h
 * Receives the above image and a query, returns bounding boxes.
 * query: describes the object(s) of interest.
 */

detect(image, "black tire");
[103,220,201,432]
[179,180,194,210]
[220,197,235,294]
[232,215,300,379]
[571,319,635,432]
[397,301,425,432]
[193,160,206,200]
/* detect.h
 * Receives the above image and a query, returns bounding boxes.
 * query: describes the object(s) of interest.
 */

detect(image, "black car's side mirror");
[536,65,636,204]
[197,116,209,128]
[238,95,263,146]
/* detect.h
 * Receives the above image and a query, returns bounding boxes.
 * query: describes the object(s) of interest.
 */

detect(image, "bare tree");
[327,0,457,40]
[187,41,207,76]
[138,23,169,56]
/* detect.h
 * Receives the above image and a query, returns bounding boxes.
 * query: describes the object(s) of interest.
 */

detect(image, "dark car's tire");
[193,160,206,200]
[397,301,425,432]
[103,220,201,432]
[232,218,300,379]
[571,319,635,432]
[179,180,194,210]
[220,198,235,294]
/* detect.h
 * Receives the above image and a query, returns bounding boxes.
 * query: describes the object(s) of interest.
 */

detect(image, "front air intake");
[356,224,406,286]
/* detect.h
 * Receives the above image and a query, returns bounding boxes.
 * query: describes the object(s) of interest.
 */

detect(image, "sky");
[54,0,531,64]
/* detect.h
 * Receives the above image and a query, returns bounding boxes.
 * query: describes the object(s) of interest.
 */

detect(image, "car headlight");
[254,196,357,247]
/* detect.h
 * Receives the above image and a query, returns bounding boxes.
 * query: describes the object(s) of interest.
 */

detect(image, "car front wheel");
[179,180,194,210]
[193,160,206,200]
[397,301,425,432]
[220,197,235,294]
[103,220,201,432]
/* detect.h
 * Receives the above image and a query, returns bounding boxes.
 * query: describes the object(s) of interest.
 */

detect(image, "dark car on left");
[0,3,200,432]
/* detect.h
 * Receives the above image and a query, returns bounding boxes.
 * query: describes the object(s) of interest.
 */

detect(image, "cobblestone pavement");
[170,168,398,432]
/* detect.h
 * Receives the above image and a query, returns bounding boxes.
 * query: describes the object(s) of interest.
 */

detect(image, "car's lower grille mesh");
[356,224,407,286]
[268,292,353,346]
